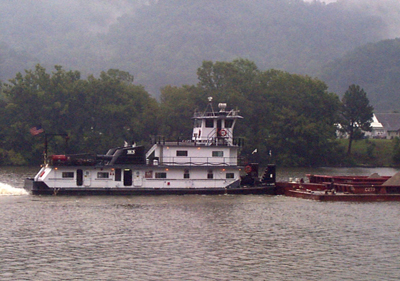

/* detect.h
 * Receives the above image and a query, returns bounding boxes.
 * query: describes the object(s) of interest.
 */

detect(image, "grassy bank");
[338,138,396,167]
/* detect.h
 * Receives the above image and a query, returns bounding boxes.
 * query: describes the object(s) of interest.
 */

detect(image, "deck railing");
[150,156,240,167]
[150,135,244,147]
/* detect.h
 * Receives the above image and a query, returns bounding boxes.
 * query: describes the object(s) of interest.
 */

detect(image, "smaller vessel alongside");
[24,99,276,195]
[276,173,400,202]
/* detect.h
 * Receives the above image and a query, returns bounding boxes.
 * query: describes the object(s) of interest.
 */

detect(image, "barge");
[24,99,276,195]
[276,173,400,202]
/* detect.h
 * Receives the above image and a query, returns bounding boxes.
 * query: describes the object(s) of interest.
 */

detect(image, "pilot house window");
[205,119,214,128]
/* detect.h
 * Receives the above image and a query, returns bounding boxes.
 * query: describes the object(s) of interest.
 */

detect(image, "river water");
[1,166,400,280]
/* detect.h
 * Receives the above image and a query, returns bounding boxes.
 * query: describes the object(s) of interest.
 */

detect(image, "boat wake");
[0,182,29,196]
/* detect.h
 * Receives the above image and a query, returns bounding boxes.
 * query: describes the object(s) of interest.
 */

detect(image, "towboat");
[24,99,276,195]
[276,173,400,202]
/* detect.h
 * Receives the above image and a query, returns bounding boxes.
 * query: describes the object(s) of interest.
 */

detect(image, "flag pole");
[43,133,69,164]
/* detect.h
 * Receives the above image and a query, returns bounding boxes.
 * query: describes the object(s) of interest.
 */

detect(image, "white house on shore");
[373,113,400,139]
[364,114,385,138]
[337,113,400,139]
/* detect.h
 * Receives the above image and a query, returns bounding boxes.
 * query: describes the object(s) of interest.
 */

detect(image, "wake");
[0,182,29,195]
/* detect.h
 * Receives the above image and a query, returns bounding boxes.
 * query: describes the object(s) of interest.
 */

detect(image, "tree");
[339,84,374,155]
[2,64,158,164]
[197,59,341,166]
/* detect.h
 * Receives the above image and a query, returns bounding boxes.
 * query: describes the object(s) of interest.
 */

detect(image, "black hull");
[24,178,276,196]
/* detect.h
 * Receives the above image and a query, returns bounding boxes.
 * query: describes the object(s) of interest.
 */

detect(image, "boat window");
[212,151,224,157]
[62,172,74,178]
[207,170,213,179]
[155,172,167,179]
[194,119,202,128]
[176,150,188,157]
[226,173,234,179]
[205,119,214,128]
[225,119,233,128]
[97,172,109,179]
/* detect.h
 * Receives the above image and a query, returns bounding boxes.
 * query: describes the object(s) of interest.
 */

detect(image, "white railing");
[158,157,238,166]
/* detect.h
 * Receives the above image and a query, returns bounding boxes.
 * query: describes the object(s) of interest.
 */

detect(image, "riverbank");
[338,138,397,167]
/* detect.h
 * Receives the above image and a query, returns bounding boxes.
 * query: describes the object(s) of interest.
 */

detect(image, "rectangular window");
[62,172,74,178]
[207,170,213,179]
[155,172,167,179]
[176,150,188,157]
[226,173,235,179]
[212,151,224,157]
[97,172,109,179]
[194,119,202,128]
[205,119,214,128]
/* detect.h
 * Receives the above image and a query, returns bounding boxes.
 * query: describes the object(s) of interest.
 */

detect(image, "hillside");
[319,38,400,112]
[1,0,395,97]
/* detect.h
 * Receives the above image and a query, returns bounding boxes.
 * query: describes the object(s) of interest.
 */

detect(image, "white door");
[84,170,91,187]
[133,171,143,187]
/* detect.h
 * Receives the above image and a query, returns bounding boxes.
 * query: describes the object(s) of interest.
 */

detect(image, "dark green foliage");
[161,59,341,166]
[1,65,158,165]
[0,60,372,167]
[392,138,400,165]
[338,85,374,155]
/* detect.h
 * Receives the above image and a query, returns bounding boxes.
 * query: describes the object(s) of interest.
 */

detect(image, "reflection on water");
[1,166,400,280]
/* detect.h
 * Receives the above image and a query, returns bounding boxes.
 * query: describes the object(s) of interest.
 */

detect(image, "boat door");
[77,169,83,186]
[124,169,132,186]
[83,170,91,187]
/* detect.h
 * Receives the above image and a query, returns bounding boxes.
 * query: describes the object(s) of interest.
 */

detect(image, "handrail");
[156,156,238,166]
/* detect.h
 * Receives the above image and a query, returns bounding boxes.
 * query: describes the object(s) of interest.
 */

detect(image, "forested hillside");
[319,38,400,112]
[1,0,397,99]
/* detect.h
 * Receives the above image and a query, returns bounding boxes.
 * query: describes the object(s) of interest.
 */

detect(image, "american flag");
[30,126,44,136]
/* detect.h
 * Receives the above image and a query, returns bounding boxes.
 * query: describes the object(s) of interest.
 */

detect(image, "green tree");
[196,59,341,166]
[2,65,158,164]
[263,72,341,166]
[339,84,374,155]
[392,137,400,165]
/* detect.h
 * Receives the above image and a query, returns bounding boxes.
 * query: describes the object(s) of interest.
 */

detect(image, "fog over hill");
[1,0,400,109]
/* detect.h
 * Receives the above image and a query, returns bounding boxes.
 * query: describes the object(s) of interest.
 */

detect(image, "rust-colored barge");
[276,173,400,202]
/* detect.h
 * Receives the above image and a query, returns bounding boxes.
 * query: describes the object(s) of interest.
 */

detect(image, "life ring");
[245,165,252,174]
[219,129,227,136]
